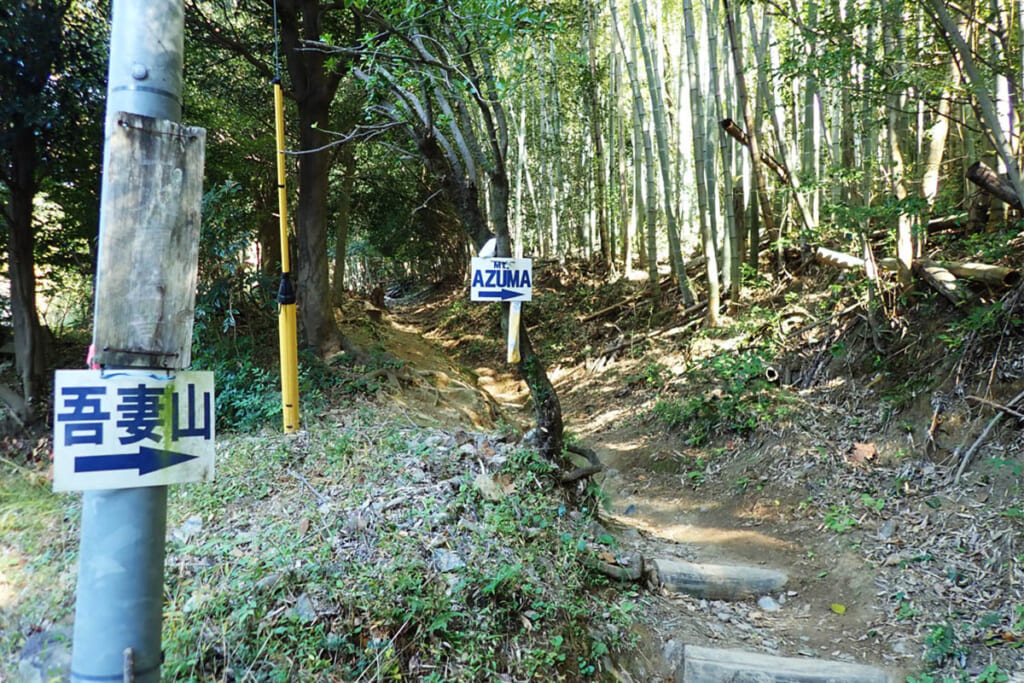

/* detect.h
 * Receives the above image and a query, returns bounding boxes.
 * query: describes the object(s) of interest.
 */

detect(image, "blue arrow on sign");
[74,446,198,475]
[476,288,521,300]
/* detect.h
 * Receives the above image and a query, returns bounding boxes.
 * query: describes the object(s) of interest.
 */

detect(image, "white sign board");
[470,257,533,302]
[53,370,215,491]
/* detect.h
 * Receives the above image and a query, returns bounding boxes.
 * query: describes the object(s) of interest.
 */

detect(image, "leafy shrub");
[652,350,783,446]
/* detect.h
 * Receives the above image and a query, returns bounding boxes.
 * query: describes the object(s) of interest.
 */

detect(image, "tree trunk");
[331,143,355,303]
[611,0,659,302]
[920,54,959,215]
[883,6,913,286]
[278,0,346,353]
[631,0,695,305]
[585,0,611,265]
[926,0,1024,203]
[683,0,720,323]
[724,0,776,272]
[6,123,45,418]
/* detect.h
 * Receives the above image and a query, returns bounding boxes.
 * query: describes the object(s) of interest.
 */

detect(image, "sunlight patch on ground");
[0,550,21,609]
[572,407,631,435]
[598,434,652,452]
[606,513,797,552]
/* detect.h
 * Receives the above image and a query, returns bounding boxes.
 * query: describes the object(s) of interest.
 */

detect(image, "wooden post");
[91,115,205,369]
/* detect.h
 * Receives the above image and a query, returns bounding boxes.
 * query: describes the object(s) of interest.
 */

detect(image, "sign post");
[470,256,533,363]
[53,370,215,491]
[67,1,205,681]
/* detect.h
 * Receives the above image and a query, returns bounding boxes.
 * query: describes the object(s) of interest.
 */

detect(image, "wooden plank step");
[652,558,787,600]
[681,645,891,683]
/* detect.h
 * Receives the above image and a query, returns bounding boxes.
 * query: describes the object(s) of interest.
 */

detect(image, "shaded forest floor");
[3,228,1024,681]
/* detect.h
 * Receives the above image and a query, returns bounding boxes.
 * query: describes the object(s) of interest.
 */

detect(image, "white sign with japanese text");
[52,370,215,491]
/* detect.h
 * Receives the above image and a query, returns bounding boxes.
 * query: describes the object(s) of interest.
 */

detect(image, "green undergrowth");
[650,349,795,447]
[161,406,637,681]
[0,463,79,668]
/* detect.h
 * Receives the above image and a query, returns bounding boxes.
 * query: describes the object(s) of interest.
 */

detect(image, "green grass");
[0,464,80,669]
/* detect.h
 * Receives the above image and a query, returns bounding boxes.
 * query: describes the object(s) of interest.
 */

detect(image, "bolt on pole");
[71,0,187,681]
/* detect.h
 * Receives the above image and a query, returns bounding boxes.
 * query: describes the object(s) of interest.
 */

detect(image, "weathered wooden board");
[92,112,205,369]
[652,558,787,600]
[681,645,891,683]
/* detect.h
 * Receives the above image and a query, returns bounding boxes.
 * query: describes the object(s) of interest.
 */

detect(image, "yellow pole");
[274,79,300,433]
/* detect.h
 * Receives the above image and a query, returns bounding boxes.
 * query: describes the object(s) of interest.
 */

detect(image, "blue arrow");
[74,446,198,475]
[477,288,521,301]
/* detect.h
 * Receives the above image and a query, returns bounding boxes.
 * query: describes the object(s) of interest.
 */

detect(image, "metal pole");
[72,0,184,680]
[274,79,300,433]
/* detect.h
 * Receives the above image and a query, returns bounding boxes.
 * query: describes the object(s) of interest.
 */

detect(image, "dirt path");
[386,296,1023,681]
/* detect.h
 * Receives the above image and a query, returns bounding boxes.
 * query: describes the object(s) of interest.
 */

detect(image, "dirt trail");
[382,314,909,677]
[382,295,1023,680]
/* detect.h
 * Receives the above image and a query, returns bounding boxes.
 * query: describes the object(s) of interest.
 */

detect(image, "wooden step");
[651,558,787,600]
[681,645,891,683]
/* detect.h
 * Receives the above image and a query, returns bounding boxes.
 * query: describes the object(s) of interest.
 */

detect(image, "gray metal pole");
[71,0,184,681]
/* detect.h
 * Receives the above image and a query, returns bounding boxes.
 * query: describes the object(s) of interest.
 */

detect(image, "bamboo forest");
[2,0,1024,681]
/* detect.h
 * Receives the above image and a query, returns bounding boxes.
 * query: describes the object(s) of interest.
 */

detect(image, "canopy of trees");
[3,0,1023,434]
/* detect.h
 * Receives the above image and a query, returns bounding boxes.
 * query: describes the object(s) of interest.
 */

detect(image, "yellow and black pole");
[273,77,300,433]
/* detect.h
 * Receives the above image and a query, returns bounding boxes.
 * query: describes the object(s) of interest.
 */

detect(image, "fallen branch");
[784,301,862,339]
[720,118,790,185]
[966,395,1024,421]
[598,301,708,357]
[561,464,604,484]
[954,388,1024,484]
[966,161,1023,210]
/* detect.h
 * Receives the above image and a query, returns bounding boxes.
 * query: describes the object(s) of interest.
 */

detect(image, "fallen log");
[966,161,1023,210]
[814,247,1020,288]
[913,259,967,305]
[813,246,868,271]
[936,260,1022,288]
[927,213,967,232]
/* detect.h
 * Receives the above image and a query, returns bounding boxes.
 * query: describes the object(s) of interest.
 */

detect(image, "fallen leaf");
[298,518,310,535]
[495,473,516,494]
[847,443,877,467]
[473,473,505,501]
[830,603,847,615]
[598,551,616,564]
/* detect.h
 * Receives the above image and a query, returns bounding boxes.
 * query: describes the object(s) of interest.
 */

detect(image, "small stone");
[757,596,782,612]
[716,611,731,622]
[878,518,897,540]
[18,628,71,683]
[256,571,286,592]
[432,548,466,572]
[292,593,317,623]
[172,515,203,543]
